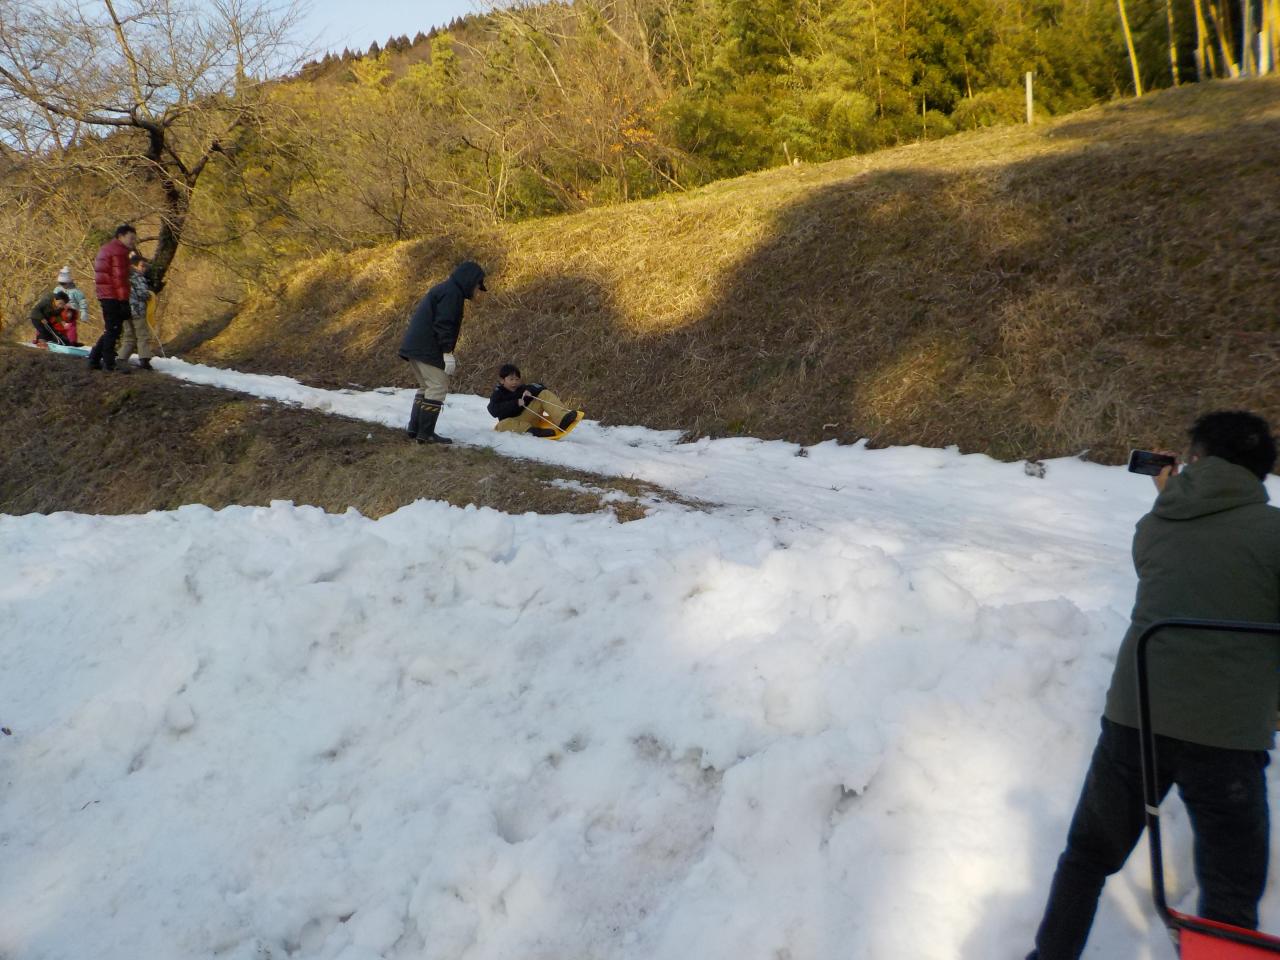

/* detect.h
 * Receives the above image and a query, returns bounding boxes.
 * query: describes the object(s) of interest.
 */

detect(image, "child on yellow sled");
[487,363,583,438]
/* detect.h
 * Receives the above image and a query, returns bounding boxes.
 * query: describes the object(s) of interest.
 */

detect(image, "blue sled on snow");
[45,343,91,357]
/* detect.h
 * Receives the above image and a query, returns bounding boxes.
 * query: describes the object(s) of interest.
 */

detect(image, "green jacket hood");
[1153,456,1269,521]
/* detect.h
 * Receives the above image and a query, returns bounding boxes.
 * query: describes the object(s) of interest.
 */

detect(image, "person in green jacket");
[1027,410,1280,960]
[29,289,73,344]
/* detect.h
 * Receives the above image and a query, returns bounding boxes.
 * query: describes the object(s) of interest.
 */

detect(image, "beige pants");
[118,299,155,361]
[409,360,450,403]
[494,390,566,433]
[409,360,450,434]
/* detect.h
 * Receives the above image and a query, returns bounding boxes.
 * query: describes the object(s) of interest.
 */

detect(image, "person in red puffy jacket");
[87,223,138,372]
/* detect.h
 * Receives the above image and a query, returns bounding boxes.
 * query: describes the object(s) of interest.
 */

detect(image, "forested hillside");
[188,79,1280,462]
[4,0,1277,322]
[2,0,1277,463]
[220,0,1278,242]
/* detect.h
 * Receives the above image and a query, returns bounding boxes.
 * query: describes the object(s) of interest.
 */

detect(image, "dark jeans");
[88,299,129,368]
[1029,717,1269,960]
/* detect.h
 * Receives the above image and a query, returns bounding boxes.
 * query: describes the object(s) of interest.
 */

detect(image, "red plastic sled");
[1136,619,1280,959]
[1178,918,1280,959]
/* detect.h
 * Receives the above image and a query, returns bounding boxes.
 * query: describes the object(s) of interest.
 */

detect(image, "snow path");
[158,357,1134,594]
[3,356,1278,960]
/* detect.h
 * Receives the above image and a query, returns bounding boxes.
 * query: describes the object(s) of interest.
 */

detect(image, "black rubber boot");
[529,427,558,438]
[414,400,452,445]
[558,410,581,430]
[406,394,422,439]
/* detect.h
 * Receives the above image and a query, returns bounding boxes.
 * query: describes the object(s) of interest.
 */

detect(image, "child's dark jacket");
[487,382,545,420]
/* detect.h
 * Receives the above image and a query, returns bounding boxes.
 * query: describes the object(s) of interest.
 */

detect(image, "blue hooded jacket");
[398,261,486,369]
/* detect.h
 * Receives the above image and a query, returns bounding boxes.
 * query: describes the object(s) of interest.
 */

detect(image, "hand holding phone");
[1127,449,1178,476]
[1129,449,1182,493]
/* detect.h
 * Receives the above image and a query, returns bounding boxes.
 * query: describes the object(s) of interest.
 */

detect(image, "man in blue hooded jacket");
[398,260,487,445]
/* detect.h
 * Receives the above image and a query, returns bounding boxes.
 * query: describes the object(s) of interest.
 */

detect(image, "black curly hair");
[1188,411,1277,479]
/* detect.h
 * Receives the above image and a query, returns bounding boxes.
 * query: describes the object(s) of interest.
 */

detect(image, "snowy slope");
[3,360,1279,960]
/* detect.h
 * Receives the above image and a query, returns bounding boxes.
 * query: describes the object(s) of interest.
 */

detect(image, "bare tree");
[1116,0,1144,96]
[469,0,690,210]
[1207,0,1241,76]
[1242,0,1256,74]
[1267,0,1280,73]
[0,0,304,289]
[1191,0,1219,79]
[1165,0,1181,83]
[1249,0,1278,73]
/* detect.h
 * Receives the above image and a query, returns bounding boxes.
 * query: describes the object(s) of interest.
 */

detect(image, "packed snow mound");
[4,364,1280,960]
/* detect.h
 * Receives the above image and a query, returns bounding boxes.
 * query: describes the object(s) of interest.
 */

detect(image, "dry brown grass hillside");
[183,79,1280,462]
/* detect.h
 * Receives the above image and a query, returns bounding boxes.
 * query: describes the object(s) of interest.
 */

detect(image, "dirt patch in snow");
[0,346,669,519]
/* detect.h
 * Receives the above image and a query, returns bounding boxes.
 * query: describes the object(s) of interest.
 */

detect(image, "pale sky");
[302,0,481,57]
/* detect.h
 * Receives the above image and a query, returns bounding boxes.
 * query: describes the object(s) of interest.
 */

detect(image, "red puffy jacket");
[94,238,132,301]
